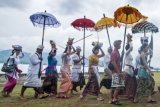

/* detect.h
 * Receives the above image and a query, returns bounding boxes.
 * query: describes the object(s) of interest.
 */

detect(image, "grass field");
[0,72,160,107]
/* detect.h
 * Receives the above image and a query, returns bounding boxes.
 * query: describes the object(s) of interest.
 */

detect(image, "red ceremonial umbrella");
[71,16,95,75]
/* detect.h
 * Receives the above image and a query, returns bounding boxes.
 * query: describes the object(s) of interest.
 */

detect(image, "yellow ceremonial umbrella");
[114,4,147,69]
[95,14,120,47]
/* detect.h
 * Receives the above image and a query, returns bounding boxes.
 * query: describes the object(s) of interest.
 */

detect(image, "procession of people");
[1,32,158,105]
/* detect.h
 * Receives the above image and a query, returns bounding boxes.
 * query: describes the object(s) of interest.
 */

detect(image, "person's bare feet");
[63,95,69,99]
[38,93,48,99]
[6,92,11,97]
[147,100,157,103]
[79,95,84,100]
[97,97,104,101]
[20,95,25,99]
[133,99,139,103]
[1,90,7,97]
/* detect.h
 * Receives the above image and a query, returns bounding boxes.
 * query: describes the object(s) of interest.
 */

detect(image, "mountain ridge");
[0,50,105,66]
[0,49,62,65]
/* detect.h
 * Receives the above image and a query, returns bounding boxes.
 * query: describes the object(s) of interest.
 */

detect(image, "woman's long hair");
[125,43,130,50]
[49,49,57,56]
[11,49,15,56]
[64,46,72,53]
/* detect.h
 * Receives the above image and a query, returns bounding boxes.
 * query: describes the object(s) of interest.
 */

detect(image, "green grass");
[0,72,160,107]
[153,72,160,86]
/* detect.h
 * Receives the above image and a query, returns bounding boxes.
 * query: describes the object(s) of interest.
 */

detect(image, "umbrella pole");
[38,16,46,78]
[97,32,99,42]
[121,15,128,71]
[42,17,46,45]
[83,30,85,76]
[103,14,112,47]
[122,24,127,53]
[82,16,86,76]
[144,29,146,37]
[106,26,112,48]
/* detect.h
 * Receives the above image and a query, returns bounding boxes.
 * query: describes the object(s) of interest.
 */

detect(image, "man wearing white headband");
[20,45,48,99]
[71,46,83,93]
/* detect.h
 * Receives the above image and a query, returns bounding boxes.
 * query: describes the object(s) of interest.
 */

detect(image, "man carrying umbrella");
[20,45,48,99]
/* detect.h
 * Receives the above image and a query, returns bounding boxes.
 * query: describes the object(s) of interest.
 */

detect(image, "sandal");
[62,96,69,99]
[147,100,157,103]
[97,97,104,101]
[1,90,7,97]
[133,99,139,103]
[38,93,49,99]
[108,100,114,104]
[112,100,122,105]
[6,93,11,97]
[56,95,61,98]
[79,95,84,100]
[133,101,139,103]
[19,96,25,100]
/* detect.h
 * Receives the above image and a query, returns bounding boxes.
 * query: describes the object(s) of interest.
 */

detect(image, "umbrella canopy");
[95,15,119,29]
[71,17,95,31]
[132,21,159,35]
[95,14,120,47]
[30,11,61,28]
[30,10,61,45]
[114,5,144,24]
[71,16,95,75]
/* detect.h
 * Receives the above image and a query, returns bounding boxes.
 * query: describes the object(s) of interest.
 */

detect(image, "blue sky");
[0,0,159,67]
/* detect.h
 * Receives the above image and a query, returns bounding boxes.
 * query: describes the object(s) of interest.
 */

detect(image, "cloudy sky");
[0,0,160,67]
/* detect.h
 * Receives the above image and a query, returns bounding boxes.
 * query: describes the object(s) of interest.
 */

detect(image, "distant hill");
[0,50,105,66]
[0,49,62,65]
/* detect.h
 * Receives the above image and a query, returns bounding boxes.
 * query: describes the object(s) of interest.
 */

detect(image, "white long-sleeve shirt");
[72,53,82,71]
[27,53,42,74]
[103,53,111,69]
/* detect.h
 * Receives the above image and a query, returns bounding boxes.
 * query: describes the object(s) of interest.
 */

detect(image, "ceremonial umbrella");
[132,21,159,36]
[71,16,95,75]
[114,4,145,69]
[95,14,120,47]
[30,10,61,77]
[132,21,159,66]
[30,10,61,45]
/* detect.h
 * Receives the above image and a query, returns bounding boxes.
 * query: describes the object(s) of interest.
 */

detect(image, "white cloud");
[0,0,32,10]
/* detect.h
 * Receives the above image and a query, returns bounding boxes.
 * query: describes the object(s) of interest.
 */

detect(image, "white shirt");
[124,42,133,66]
[27,53,42,74]
[72,53,81,70]
[124,42,134,76]
[125,54,133,66]
[103,52,111,69]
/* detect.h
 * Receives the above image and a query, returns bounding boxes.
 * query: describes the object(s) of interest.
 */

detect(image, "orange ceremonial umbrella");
[114,4,147,69]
